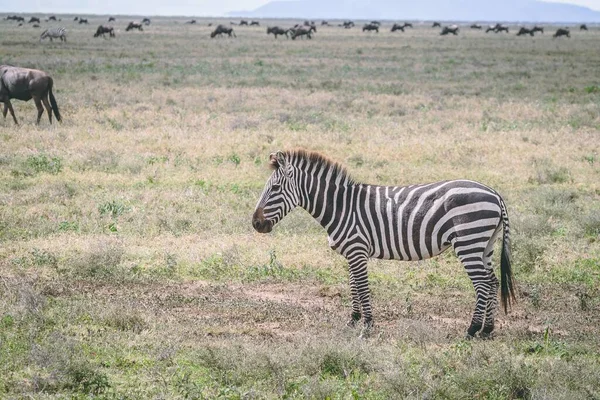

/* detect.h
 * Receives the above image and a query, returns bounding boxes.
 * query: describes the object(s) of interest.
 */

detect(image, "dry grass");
[1,15,599,398]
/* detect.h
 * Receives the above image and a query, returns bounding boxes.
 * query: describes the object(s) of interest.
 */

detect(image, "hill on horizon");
[229,0,600,22]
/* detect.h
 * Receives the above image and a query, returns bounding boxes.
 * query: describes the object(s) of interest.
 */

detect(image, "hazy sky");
[2,0,599,16]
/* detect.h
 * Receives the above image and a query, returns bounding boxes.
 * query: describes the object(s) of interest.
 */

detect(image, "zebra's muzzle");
[252,208,273,233]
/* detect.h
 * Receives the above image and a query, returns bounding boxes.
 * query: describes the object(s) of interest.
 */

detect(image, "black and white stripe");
[253,150,515,338]
[40,27,67,42]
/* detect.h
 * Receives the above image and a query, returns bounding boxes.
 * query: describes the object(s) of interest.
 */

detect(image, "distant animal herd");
[3,14,593,42]
[0,14,595,124]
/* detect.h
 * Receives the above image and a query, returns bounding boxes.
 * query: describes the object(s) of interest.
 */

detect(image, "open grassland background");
[1,16,599,398]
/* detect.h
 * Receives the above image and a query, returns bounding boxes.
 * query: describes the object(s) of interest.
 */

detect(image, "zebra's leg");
[346,266,361,327]
[347,253,373,338]
[41,96,53,124]
[481,227,502,338]
[453,239,491,339]
[33,96,44,124]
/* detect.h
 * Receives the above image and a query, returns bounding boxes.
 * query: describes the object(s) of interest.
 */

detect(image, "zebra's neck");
[296,164,356,236]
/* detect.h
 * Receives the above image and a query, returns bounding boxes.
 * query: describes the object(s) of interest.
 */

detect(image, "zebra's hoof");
[480,331,494,340]
[358,321,373,339]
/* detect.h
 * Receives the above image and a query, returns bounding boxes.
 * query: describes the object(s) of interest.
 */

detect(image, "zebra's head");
[252,151,299,233]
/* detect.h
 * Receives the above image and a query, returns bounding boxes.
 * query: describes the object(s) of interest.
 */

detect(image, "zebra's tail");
[48,77,62,122]
[499,196,516,313]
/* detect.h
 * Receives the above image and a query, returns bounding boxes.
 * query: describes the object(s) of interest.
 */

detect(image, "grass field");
[1,15,599,399]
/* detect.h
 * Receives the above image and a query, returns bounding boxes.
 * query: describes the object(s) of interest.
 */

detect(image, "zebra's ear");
[269,151,286,170]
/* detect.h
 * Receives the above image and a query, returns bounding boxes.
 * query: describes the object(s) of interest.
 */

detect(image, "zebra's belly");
[372,242,452,261]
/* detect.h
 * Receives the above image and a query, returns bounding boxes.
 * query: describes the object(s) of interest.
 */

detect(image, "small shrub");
[102,310,147,333]
[70,239,124,278]
[578,209,600,238]
[98,199,128,218]
[26,154,63,175]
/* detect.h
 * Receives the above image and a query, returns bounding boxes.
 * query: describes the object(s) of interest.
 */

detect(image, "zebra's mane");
[282,149,356,185]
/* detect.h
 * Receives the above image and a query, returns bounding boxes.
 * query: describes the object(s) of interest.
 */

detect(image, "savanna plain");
[0,16,599,399]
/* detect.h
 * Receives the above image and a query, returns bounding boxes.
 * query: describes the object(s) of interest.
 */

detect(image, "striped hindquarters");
[357,180,503,261]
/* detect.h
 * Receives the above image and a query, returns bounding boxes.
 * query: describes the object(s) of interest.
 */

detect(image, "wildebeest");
[32,24,40,28]
[432,22,441,28]
[553,28,570,38]
[516,27,534,36]
[73,17,78,21]
[532,25,544,34]
[142,18,151,25]
[362,23,379,33]
[440,25,459,35]
[580,24,588,31]
[239,20,249,26]
[470,24,482,29]
[5,15,25,22]
[487,23,509,33]
[28,17,40,23]
[186,20,197,24]
[0,65,62,125]
[267,26,289,39]
[48,16,57,21]
[108,17,116,22]
[94,25,115,38]
[321,20,329,26]
[340,20,354,29]
[391,23,412,32]
[290,27,312,40]
[250,21,260,26]
[79,18,89,24]
[370,20,381,26]
[126,22,144,31]
[210,25,236,38]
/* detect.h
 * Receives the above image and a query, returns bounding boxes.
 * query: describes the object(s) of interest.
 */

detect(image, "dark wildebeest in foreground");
[0,65,62,125]
[363,23,379,33]
[210,25,236,38]
[186,20,197,24]
[470,24,482,29]
[440,25,459,35]
[532,26,544,34]
[553,28,570,38]
[79,18,89,24]
[94,25,115,38]
[432,22,441,28]
[516,27,534,36]
[28,17,40,23]
[126,22,144,31]
[267,26,289,38]
[290,27,312,40]
[142,18,151,25]
[108,17,116,22]
[250,21,260,26]
[580,24,588,31]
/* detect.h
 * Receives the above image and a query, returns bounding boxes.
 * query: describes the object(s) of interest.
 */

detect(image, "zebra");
[40,27,67,42]
[252,150,516,339]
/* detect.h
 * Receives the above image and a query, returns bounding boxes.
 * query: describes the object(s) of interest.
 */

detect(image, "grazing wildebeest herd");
[0,14,594,125]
